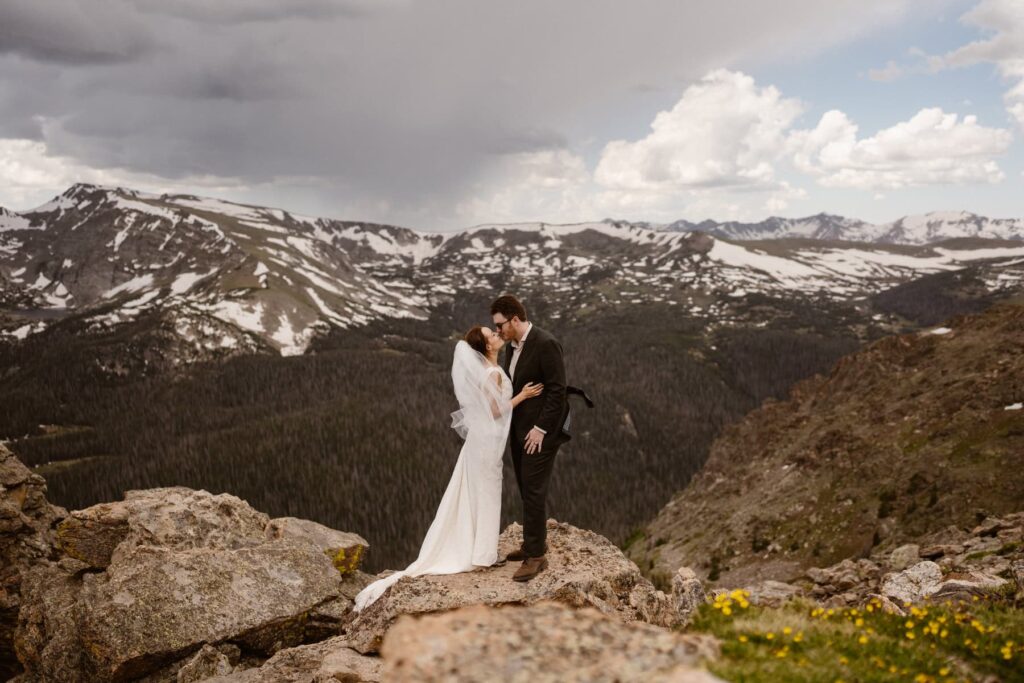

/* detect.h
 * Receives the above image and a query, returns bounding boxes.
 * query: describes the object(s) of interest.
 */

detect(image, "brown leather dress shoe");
[512,555,548,582]
[504,543,547,563]
[503,545,528,562]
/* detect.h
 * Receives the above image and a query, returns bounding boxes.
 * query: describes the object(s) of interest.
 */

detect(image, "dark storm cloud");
[0,0,157,64]
[0,0,944,228]
[134,0,380,24]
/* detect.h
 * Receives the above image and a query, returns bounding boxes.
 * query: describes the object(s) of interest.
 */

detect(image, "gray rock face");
[76,539,341,681]
[380,600,723,683]
[345,520,675,654]
[56,487,368,573]
[0,443,66,680]
[880,561,943,604]
[889,544,920,571]
[879,560,1011,606]
[14,560,87,682]
[929,569,1009,601]
[671,567,706,627]
[264,517,367,576]
[14,479,370,683]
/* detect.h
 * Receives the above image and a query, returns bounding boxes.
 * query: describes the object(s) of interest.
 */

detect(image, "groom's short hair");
[490,295,527,322]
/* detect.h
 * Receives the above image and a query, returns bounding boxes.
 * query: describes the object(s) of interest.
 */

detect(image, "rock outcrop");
[0,442,66,680]
[7,446,698,682]
[13,481,370,682]
[379,601,723,682]
[344,519,675,654]
[204,636,382,683]
[54,487,367,573]
[796,511,1022,609]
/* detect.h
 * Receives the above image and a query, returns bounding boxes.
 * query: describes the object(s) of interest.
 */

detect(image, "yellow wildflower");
[783,626,792,635]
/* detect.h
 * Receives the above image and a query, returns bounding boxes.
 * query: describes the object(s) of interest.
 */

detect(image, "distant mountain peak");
[654,209,1022,245]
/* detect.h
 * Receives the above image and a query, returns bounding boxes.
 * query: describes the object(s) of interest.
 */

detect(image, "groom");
[491,294,570,582]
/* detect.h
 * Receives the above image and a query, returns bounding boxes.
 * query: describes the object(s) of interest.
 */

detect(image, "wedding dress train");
[352,344,512,612]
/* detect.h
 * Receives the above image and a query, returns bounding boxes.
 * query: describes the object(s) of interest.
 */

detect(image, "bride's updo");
[463,326,488,356]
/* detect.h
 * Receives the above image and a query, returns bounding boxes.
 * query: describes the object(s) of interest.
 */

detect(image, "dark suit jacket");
[502,324,571,448]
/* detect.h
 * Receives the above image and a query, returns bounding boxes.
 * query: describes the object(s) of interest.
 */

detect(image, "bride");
[352,325,543,612]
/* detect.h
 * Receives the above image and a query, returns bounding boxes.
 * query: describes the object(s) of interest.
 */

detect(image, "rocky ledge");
[13,482,372,682]
[0,444,720,682]
[377,600,723,683]
[344,519,677,654]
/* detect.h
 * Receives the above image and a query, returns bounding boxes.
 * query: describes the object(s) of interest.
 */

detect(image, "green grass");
[686,590,1024,682]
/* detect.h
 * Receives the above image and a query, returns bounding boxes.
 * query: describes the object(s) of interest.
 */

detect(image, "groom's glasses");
[494,318,511,329]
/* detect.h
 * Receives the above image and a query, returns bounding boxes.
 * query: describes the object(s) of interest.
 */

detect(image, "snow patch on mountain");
[104,274,155,299]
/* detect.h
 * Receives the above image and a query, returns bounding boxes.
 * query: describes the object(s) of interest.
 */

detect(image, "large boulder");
[345,519,675,654]
[55,487,367,572]
[15,483,371,682]
[879,560,1009,605]
[879,561,943,604]
[75,539,343,681]
[0,443,66,680]
[379,600,723,682]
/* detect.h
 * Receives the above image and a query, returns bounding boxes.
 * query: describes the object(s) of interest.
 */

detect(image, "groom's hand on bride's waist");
[524,426,545,454]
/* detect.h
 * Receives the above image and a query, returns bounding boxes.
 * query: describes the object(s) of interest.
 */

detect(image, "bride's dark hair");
[463,326,488,356]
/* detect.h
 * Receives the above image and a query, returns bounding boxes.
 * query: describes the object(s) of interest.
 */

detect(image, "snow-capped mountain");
[656,210,1024,244]
[2,184,1024,362]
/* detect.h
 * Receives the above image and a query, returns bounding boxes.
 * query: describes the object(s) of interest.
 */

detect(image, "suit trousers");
[509,435,561,557]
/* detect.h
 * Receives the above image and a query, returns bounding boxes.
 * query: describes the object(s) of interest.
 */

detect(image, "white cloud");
[453,66,1015,227]
[453,149,595,226]
[0,136,248,210]
[764,183,808,212]
[594,70,803,192]
[789,107,1013,189]
[930,0,1024,129]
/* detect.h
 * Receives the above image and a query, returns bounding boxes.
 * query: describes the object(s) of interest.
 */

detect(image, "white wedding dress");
[352,340,513,612]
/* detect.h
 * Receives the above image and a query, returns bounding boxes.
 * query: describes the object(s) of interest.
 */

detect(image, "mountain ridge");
[626,297,1024,589]
[3,183,1023,362]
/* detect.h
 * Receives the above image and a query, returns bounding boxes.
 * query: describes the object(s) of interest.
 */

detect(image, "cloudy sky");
[0,0,1021,230]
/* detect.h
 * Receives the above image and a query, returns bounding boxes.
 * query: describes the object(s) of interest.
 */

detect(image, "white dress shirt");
[509,321,532,380]
[510,322,545,434]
